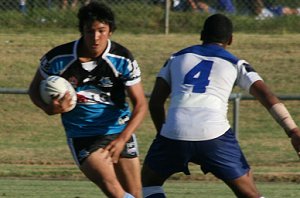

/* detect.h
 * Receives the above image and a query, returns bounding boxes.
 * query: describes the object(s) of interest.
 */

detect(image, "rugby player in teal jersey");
[29,2,147,198]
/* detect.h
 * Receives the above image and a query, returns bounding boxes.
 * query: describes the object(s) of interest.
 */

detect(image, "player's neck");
[203,42,227,48]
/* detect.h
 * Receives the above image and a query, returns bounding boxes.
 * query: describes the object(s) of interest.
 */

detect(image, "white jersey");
[158,44,262,141]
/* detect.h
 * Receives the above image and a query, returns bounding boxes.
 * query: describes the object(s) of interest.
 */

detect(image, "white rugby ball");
[40,76,77,112]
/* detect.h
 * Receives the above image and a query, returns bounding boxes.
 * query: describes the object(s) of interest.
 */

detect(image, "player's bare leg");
[224,170,262,198]
[114,157,142,198]
[80,148,127,198]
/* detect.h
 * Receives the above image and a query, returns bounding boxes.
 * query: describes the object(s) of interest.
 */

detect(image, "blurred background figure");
[242,0,300,20]
[19,0,26,13]
[61,0,90,10]
[185,0,236,14]
[218,0,235,13]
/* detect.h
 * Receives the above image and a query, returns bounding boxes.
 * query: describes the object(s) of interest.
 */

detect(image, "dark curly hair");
[201,14,233,44]
[77,1,116,34]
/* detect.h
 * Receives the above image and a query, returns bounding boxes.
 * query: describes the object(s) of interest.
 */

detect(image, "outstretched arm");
[250,80,300,157]
[105,82,148,163]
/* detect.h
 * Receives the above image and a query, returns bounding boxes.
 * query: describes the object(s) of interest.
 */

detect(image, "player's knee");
[142,186,166,198]
[127,188,142,198]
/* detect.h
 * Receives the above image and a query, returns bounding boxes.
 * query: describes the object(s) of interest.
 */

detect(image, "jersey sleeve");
[38,54,52,78]
[157,58,172,85]
[38,41,77,78]
[235,60,263,92]
[123,59,141,86]
[105,41,142,87]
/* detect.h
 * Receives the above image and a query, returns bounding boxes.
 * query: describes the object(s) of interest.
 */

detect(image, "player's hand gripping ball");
[39,76,77,112]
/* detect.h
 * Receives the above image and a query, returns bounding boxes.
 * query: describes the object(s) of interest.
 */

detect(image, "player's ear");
[227,35,233,45]
[200,30,204,41]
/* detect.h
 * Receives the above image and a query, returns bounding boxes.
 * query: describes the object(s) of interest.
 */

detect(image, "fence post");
[0,88,28,94]
[165,0,171,34]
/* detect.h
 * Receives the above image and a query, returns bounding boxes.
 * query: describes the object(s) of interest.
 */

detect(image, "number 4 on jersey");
[183,60,213,93]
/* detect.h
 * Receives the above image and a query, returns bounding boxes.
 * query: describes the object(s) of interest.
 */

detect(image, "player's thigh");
[80,148,118,184]
[141,135,189,186]
[80,149,126,197]
[114,157,142,196]
[224,170,261,198]
[198,129,250,180]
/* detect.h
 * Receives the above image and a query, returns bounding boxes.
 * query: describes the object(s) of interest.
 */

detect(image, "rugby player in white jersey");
[141,13,300,198]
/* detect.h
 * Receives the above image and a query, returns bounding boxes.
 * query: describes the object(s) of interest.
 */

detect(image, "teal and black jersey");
[39,39,141,138]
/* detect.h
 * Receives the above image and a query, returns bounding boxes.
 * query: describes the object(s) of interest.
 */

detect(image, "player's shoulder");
[172,44,200,57]
[109,40,134,60]
[173,44,240,65]
[45,40,77,60]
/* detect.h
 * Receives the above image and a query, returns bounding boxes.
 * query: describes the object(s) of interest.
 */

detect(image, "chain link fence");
[1,0,300,33]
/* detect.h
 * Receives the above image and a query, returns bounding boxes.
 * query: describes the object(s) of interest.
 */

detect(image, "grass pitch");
[0,32,300,197]
[1,179,300,198]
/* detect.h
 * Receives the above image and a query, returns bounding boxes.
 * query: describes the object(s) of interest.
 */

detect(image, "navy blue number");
[183,60,213,93]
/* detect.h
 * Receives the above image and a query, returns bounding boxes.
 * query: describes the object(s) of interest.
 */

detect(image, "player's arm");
[28,69,72,115]
[28,69,51,113]
[122,82,148,141]
[249,80,300,157]
[105,82,148,163]
[149,77,170,134]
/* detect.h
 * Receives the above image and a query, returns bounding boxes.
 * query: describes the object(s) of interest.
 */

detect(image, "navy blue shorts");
[143,129,250,180]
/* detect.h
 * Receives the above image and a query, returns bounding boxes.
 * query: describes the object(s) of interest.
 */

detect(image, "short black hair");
[77,1,116,34]
[201,14,233,44]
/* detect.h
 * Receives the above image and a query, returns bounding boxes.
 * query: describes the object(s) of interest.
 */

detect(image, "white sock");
[143,186,165,198]
[124,192,134,198]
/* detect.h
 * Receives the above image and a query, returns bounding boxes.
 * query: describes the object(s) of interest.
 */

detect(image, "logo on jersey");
[129,60,141,79]
[98,77,113,88]
[40,56,51,73]
[118,115,130,125]
[77,89,114,105]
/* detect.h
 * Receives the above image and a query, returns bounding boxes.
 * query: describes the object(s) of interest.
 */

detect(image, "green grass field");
[1,179,300,198]
[0,32,300,197]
